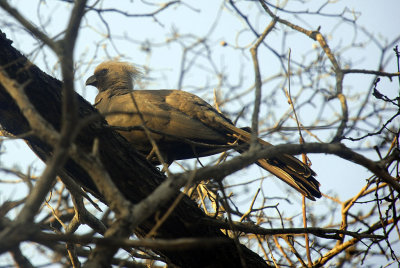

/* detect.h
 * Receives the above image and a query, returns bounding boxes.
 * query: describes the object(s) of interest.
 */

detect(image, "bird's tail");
[226,125,321,200]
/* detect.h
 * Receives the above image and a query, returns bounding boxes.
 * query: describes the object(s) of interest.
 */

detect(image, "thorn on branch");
[372,78,384,100]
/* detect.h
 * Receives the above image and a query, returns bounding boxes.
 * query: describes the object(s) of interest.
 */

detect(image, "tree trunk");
[0,31,270,268]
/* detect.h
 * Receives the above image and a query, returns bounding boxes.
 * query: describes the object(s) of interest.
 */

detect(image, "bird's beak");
[85,75,97,87]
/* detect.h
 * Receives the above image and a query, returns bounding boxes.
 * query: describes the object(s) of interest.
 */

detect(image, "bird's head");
[85,61,141,92]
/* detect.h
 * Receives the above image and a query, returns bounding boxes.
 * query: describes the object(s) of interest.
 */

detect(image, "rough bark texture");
[0,31,270,268]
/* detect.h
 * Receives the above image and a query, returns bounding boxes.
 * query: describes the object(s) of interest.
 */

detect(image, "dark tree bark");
[0,31,270,268]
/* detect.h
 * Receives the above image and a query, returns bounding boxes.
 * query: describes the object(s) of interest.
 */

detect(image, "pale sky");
[0,0,399,266]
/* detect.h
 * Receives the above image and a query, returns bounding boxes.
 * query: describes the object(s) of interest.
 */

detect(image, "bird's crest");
[95,61,142,81]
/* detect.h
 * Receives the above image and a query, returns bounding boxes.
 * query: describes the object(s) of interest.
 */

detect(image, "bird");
[85,61,321,200]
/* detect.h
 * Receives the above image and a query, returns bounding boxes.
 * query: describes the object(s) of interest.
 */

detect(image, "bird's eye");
[96,68,108,76]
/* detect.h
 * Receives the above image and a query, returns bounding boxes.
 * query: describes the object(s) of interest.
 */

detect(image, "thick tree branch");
[0,30,270,268]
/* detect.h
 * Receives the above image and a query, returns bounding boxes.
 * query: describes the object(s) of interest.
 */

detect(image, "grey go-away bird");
[86,61,321,200]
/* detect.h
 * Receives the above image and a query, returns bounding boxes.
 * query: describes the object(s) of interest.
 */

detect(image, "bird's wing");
[96,89,228,143]
[165,91,321,199]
